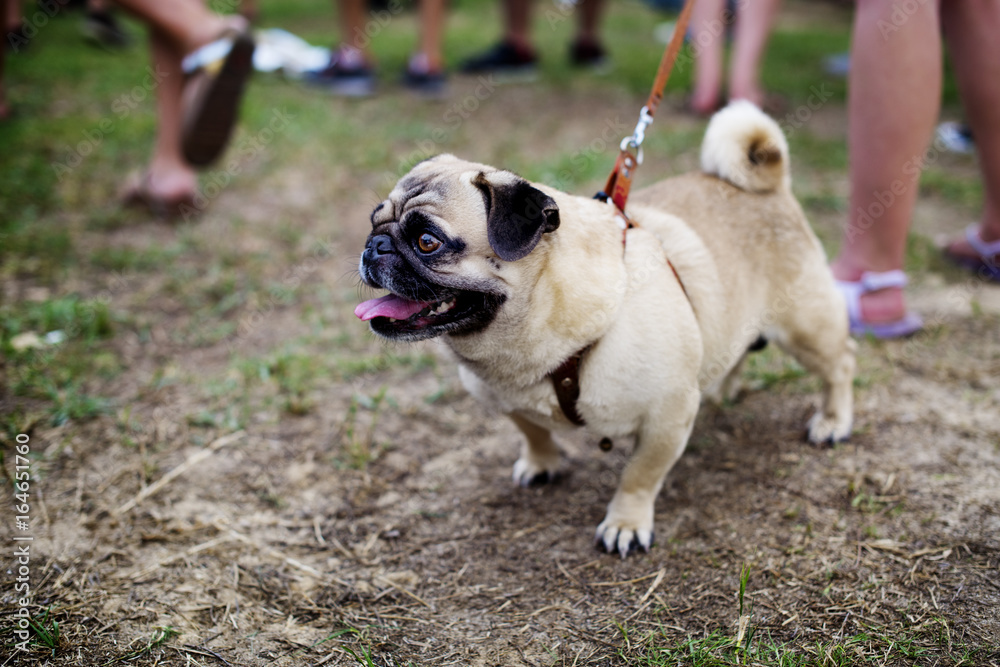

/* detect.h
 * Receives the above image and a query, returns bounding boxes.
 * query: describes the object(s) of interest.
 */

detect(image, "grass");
[632,564,992,667]
[1,296,117,427]
[111,626,181,663]
[28,608,62,652]
[0,2,993,664]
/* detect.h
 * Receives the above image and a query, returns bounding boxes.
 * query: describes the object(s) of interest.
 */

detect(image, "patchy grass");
[1,1,996,666]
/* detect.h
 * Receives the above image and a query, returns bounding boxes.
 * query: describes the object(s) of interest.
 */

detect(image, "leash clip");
[620,105,653,165]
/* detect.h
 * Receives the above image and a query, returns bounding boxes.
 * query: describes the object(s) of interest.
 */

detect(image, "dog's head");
[356,154,560,341]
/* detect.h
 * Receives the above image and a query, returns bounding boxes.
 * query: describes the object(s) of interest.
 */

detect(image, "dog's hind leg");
[510,413,561,486]
[773,284,856,444]
[703,352,748,405]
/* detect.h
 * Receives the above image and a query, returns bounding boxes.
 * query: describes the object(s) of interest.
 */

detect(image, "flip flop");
[942,224,1000,283]
[834,269,923,339]
[120,172,198,220]
[180,25,256,167]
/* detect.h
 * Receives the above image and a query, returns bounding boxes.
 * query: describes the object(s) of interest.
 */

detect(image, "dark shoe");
[180,23,257,167]
[82,10,132,49]
[403,68,447,98]
[305,46,376,97]
[459,41,537,80]
[569,38,609,72]
[402,54,447,98]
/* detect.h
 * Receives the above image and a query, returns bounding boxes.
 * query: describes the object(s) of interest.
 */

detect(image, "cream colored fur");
[370,101,855,557]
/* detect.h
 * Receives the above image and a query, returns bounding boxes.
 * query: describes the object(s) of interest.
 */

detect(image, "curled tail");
[700,100,790,194]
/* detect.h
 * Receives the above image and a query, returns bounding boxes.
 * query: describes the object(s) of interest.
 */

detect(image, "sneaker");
[459,41,537,80]
[936,121,974,154]
[402,53,447,98]
[569,38,609,72]
[305,45,376,97]
[82,10,132,49]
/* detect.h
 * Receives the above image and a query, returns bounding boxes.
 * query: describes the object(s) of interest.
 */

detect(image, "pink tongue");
[355,294,431,321]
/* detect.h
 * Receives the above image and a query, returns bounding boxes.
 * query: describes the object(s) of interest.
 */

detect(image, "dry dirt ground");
[3,18,1000,667]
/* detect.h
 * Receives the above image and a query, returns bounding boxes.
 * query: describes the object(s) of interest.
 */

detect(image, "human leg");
[688,0,726,115]
[416,0,446,72]
[728,0,780,105]
[830,0,942,327]
[940,0,1000,276]
[459,0,536,76]
[111,0,232,55]
[502,0,533,51]
[0,0,7,120]
[403,0,448,95]
[122,25,197,215]
[569,0,608,67]
[576,0,605,43]
[306,0,376,96]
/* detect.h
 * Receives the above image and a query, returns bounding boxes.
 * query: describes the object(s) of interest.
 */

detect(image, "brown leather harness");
[547,0,696,428]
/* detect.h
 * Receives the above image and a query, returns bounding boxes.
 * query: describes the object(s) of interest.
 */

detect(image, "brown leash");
[599,0,697,223]
[551,0,697,430]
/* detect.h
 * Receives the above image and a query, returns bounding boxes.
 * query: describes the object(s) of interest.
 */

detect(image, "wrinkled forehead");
[370,158,485,229]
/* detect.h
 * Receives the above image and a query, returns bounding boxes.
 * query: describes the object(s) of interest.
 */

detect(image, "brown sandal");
[120,173,199,220]
[180,25,256,167]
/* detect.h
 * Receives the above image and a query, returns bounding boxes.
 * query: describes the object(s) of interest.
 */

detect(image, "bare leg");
[239,0,258,23]
[688,0,726,115]
[146,26,197,202]
[830,0,942,324]
[941,0,1000,257]
[417,0,446,72]
[728,0,781,105]
[4,0,17,32]
[0,0,7,120]
[338,0,373,62]
[576,0,606,45]
[503,0,533,52]
[111,0,229,55]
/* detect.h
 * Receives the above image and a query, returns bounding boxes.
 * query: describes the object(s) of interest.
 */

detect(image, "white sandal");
[834,269,923,339]
[942,224,1000,282]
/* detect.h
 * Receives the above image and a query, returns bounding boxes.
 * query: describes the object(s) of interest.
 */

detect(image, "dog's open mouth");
[355,291,496,339]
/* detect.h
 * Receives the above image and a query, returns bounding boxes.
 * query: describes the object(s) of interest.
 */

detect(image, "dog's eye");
[417,233,442,254]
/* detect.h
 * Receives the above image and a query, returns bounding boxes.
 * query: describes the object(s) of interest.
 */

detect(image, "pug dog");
[355,101,855,557]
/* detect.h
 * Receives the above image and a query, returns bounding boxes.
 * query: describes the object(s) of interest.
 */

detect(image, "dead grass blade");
[115,430,246,515]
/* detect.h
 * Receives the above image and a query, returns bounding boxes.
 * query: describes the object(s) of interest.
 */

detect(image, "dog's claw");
[512,457,559,487]
[595,524,654,558]
[806,411,852,446]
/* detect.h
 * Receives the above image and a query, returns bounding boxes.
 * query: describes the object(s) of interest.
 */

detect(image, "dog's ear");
[472,171,560,262]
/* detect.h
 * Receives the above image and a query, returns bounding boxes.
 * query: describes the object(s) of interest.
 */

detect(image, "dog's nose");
[368,234,395,258]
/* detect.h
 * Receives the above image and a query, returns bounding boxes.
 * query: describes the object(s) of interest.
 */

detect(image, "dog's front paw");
[595,495,655,558]
[512,453,560,487]
[807,410,852,445]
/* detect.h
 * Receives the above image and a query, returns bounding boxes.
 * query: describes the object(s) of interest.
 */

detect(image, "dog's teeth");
[434,299,456,315]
